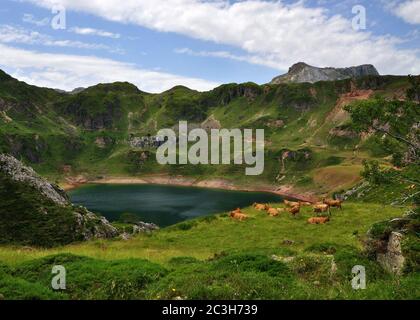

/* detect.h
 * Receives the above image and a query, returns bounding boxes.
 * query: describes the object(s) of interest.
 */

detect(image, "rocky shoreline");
[62,175,319,203]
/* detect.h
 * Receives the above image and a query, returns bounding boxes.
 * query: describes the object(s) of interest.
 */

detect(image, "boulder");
[377,232,405,275]
[133,222,160,234]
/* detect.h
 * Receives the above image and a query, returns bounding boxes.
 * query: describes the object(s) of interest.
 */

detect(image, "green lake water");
[69,184,283,227]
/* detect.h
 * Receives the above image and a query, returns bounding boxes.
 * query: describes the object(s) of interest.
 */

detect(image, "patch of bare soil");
[327,89,374,124]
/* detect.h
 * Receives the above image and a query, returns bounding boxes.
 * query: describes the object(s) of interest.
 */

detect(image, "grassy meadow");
[1,202,418,300]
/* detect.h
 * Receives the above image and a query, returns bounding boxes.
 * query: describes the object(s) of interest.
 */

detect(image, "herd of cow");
[229,198,344,225]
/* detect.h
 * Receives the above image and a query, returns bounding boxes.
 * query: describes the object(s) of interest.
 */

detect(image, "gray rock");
[120,232,132,241]
[0,154,68,206]
[271,62,379,84]
[133,221,159,234]
[73,210,119,241]
[377,232,405,275]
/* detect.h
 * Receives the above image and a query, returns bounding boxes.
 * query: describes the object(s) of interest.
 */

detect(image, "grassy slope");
[0,202,418,300]
[0,202,405,264]
[0,72,414,195]
[0,71,418,300]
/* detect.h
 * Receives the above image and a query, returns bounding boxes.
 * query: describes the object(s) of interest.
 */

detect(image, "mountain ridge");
[271,62,380,84]
[0,67,416,196]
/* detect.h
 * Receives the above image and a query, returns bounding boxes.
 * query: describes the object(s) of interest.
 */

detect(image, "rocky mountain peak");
[288,62,310,74]
[271,62,380,84]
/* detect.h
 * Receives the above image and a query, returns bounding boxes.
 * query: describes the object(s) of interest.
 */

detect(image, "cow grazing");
[287,206,300,216]
[323,199,343,210]
[253,203,268,211]
[284,200,300,208]
[308,216,330,224]
[313,203,330,215]
[267,207,279,217]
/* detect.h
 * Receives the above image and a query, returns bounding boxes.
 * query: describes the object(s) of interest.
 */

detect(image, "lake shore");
[62,175,319,203]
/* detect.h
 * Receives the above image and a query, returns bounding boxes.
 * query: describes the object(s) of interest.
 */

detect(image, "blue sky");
[0,0,418,92]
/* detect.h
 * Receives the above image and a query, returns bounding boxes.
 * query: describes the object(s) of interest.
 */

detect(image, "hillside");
[0,68,415,196]
[0,201,418,300]
[0,154,118,247]
[0,67,418,300]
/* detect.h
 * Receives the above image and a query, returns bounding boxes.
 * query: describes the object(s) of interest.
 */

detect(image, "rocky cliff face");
[271,62,380,84]
[0,154,68,205]
[0,154,118,247]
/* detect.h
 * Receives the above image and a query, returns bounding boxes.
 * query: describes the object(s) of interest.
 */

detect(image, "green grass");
[1,71,419,300]
[0,202,405,264]
[0,202,417,300]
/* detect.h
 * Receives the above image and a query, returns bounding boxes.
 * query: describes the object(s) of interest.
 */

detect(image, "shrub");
[0,274,66,300]
[175,220,198,231]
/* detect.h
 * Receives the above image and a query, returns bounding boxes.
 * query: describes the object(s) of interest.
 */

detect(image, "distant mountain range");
[271,62,380,84]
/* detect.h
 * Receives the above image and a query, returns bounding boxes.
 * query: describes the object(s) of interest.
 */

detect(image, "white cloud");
[394,0,420,24]
[0,25,124,53]
[70,27,121,39]
[22,13,50,26]
[0,43,219,92]
[22,0,420,75]
[174,47,281,69]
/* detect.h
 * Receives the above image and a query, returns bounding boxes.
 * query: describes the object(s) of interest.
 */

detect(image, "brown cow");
[284,200,300,208]
[287,206,300,216]
[253,203,268,211]
[313,203,331,215]
[323,199,343,210]
[230,208,248,221]
[267,207,279,217]
[308,216,330,224]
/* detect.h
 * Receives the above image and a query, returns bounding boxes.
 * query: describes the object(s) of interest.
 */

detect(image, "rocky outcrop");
[201,115,221,131]
[212,83,263,105]
[133,222,159,234]
[377,232,405,275]
[279,148,313,173]
[365,212,419,275]
[1,134,48,164]
[73,207,119,241]
[0,154,118,246]
[329,127,358,139]
[271,62,379,84]
[0,154,68,206]
[280,149,313,162]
